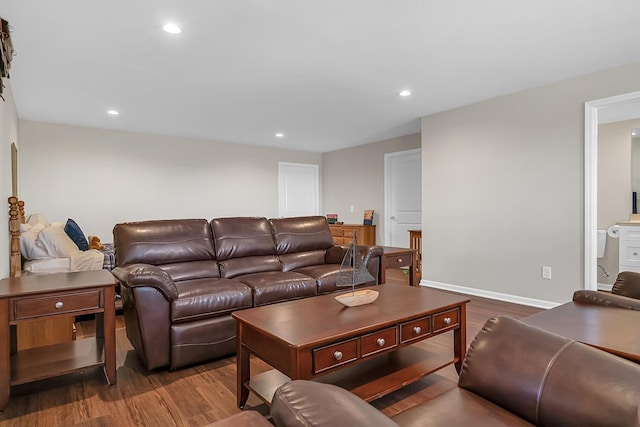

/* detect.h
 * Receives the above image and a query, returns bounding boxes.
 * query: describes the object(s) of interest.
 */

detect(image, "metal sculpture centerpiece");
[335,232,379,307]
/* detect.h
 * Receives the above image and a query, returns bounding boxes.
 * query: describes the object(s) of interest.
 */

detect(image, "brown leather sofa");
[112,216,382,370]
[573,271,640,311]
[263,316,640,427]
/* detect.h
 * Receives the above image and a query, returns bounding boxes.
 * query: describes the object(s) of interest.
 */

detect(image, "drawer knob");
[333,351,343,361]
[376,338,386,347]
[444,317,452,325]
[55,301,64,309]
[635,252,638,256]
[398,258,403,262]
[413,326,422,334]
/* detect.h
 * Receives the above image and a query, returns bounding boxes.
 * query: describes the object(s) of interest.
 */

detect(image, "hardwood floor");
[0,271,542,426]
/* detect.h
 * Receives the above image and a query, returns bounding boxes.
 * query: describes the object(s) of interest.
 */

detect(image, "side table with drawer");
[379,246,419,286]
[0,270,117,411]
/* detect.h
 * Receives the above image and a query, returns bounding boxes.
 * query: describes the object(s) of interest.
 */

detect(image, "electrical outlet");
[542,266,552,280]
[349,204,354,213]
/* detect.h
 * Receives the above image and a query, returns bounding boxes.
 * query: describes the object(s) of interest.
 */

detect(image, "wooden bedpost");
[8,196,22,277]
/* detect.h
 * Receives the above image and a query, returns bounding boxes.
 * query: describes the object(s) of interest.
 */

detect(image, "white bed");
[11,201,107,275]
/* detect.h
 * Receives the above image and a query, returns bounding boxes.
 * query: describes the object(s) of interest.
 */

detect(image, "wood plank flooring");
[0,270,542,426]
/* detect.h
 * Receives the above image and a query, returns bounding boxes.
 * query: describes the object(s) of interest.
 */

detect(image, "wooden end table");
[378,246,419,286]
[233,285,468,408]
[0,270,117,411]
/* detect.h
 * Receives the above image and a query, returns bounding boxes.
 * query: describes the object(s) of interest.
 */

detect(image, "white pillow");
[27,214,50,227]
[19,223,50,260]
[37,225,80,258]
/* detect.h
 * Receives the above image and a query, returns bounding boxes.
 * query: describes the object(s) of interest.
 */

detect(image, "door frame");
[584,90,640,290]
[384,148,422,246]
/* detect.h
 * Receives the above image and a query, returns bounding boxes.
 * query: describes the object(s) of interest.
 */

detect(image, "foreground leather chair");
[269,316,640,427]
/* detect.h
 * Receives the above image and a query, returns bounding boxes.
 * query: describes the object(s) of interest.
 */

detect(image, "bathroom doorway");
[585,90,640,290]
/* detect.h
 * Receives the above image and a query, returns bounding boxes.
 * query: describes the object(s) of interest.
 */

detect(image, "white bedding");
[23,249,104,274]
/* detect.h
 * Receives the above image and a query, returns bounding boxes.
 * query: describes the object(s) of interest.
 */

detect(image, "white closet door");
[278,162,319,217]
[384,149,422,247]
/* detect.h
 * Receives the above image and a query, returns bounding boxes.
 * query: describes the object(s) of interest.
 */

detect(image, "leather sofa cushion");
[234,271,317,306]
[171,278,253,322]
[159,260,220,281]
[270,216,334,254]
[218,255,282,279]
[390,388,533,427]
[114,219,216,267]
[279,250,326,272]
[211,217,276,260]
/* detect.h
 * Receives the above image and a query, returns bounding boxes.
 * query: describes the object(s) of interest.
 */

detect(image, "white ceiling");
[3,1,640,152]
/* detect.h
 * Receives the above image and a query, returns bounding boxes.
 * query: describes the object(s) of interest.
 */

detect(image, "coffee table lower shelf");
[248,345,454,405]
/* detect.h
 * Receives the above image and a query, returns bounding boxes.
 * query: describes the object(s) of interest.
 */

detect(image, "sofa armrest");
[112,264,179,301]
[572,289,640,311]
[271,380,399,427]
[612,271,640,300]
[326,245,383,264]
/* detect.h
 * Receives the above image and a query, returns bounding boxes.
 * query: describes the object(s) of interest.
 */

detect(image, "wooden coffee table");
[233,285,469,408]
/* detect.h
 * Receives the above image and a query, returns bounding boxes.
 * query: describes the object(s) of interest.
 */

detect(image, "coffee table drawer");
[433,309,459,332]
[12,290,102,320]
[313,338,358,373]
[400,317,431,343]
[361,327,398,357]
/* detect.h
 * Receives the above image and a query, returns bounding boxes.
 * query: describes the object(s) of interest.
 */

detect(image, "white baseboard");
[597,282,613,292]
[420,279,561,310]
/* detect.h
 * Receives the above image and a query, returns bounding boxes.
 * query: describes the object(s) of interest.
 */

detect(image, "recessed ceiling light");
[398,90,412,97]
[275,133,284,138]
[107,110,119,116]
[163,23,182,34]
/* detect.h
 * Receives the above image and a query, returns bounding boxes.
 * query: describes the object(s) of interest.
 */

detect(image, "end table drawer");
[400,317,431,343]
[361,327,397,357]
[386,255,411,268]
[13,290,102,320]
[313,338,357,374]
[433,309,459,333]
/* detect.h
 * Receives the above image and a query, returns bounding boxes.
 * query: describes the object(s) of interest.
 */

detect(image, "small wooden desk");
[378,246,419,286]
[0,270,117,411]
[523,301,640,363]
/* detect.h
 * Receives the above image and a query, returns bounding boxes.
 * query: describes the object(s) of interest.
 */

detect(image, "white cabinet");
[619,225,640,273]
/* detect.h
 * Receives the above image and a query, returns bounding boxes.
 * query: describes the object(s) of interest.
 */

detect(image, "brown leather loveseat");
[264,316,640,427]
[112,216,382,370]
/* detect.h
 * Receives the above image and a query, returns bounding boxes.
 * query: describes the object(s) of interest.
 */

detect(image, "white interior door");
[278,162,319,217]
[384,149,422,247]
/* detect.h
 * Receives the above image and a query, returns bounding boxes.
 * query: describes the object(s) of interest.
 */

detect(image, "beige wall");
[421,62,640,305]
[322,133,421,244]
[597,119,640,285]
[19,121,322,241]
[0,83,19,278]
